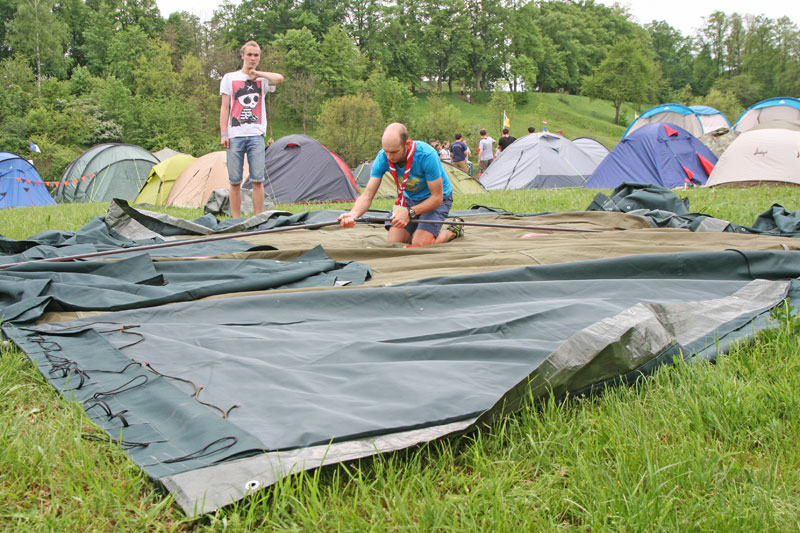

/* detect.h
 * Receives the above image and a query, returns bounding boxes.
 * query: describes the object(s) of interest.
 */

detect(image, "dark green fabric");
[0,246,371,325]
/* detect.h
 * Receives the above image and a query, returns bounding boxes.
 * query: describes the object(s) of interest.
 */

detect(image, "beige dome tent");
[706,128,800,187]
[166,151,248,208]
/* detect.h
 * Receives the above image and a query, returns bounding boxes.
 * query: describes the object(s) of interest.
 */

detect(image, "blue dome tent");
[585,123,718,189]
[0,152,56,209]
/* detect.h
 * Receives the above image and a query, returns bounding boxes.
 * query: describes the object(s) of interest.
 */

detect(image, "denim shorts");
[386,195,453,237]
[227,135,265,185]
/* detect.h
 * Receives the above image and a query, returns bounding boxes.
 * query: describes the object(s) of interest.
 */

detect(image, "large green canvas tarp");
[4,193,800,516]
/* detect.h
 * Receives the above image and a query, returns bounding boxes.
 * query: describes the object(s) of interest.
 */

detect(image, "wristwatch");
[407,207,417,219]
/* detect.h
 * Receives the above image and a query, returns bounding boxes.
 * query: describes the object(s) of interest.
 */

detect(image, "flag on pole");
[542,120,548,132]
[29,141,41,153]
[503,110,511,129]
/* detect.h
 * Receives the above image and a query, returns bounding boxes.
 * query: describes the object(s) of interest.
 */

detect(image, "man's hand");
[338,212,357,228]
[221,136,230,148]
[391,208,410,229]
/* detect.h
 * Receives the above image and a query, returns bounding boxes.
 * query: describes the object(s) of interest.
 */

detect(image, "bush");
[411,96,462,146]
[317,94,385,167]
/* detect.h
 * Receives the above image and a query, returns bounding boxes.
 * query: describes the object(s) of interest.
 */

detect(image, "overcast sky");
[156,0,800,38]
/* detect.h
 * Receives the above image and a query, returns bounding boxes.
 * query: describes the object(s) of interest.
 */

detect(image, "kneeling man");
[338,123,460,246]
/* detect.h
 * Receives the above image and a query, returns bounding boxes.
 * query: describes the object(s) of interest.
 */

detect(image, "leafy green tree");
[364,69,414,124]
[317,93,384,167]
[342,0,383,51]
[107,26,159,89]
[275,27,322,75]
[645,20,693,96]
[6,0,69,88]
[488,90,514,133]
[411,95,462,144]
[742,15,779,99]
[317,25,365,96]
[463,0,506,90]
[0,55,35,122]
[277,71,324,134]
[373,1,426,90]
[0,0,15,59]
[162,11,204,69]
[582,40,655,124]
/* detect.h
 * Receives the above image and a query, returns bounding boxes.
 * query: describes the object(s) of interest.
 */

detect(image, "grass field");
[3,187,800,531]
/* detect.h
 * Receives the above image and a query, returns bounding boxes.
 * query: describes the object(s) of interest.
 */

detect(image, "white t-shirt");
[478,137,495,161]
[220,71,276,138]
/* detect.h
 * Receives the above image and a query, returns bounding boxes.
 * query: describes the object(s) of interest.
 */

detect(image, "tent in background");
[244,134,359,204]
[153,147,188,162]
[584,123,718,189]
[354,160,486,199]
[622,103,730,139]
[0,152,55,209]
[478,132,599,190]
[54,143,158,203]
[134,154,196,206]
[571,137,611,166]
[167,151,244,209]
[733,97,800,132]
[698,128,740,158]
[706,128,800,187]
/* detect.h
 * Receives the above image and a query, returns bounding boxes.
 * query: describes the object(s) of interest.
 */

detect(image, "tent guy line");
[0,217,604,270]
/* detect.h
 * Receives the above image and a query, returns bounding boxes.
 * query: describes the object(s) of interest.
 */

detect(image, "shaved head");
[382,123,411,164]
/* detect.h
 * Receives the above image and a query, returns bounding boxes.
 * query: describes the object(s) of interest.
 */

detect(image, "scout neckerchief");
[387,141,416,207]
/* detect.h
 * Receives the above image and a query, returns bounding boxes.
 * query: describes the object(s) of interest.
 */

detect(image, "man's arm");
[252,70,284,85]
[219,94,231,148]
[338,176,381,227]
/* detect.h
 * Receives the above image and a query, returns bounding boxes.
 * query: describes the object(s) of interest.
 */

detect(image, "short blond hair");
[240,40,261,55]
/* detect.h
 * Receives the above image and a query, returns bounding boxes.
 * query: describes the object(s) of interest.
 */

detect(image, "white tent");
[706,129,800,187]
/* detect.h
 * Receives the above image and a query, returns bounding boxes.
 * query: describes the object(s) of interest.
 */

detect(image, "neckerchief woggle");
[387,141,416,208]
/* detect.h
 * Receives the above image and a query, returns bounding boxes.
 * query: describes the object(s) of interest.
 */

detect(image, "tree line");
[2,0,798,178]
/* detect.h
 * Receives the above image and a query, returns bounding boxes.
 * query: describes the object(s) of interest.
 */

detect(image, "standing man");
[220,40,284,218]
[477,129,495,176]
[450,133,470,173]
[497,128,516,154]
[338,123,461,247]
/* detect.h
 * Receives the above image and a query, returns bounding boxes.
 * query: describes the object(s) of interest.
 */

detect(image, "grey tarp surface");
[5,198,800,515]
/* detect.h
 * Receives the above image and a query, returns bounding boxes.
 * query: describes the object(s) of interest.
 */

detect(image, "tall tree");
[582,39,655,124]
[6,0,69,89]
[317,25,365,96]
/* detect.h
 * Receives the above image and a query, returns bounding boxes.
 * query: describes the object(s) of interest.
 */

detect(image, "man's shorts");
[227,135,266,185]
[385,195,453,238]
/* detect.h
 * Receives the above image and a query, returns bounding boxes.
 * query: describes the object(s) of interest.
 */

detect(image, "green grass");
[3,188,800,530]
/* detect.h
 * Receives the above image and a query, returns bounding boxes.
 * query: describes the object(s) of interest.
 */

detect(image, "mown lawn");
[2,186,800,531]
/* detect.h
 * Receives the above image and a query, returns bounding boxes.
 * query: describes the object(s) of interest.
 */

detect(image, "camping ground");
[2,186,800,530]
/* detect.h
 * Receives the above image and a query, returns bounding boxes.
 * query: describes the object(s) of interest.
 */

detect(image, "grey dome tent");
[244,134,359,203]
[571,137,611,166]
[55,143,158,203]
[478,132,600,190]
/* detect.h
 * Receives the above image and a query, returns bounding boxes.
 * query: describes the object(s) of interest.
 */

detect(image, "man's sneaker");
[446,217,465,239]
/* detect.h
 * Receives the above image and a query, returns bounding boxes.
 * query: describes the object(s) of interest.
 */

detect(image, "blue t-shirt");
[371,141,452,202]
[450,140,468,162]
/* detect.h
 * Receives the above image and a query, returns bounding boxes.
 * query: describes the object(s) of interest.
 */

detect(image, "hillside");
[271,91,633,155]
